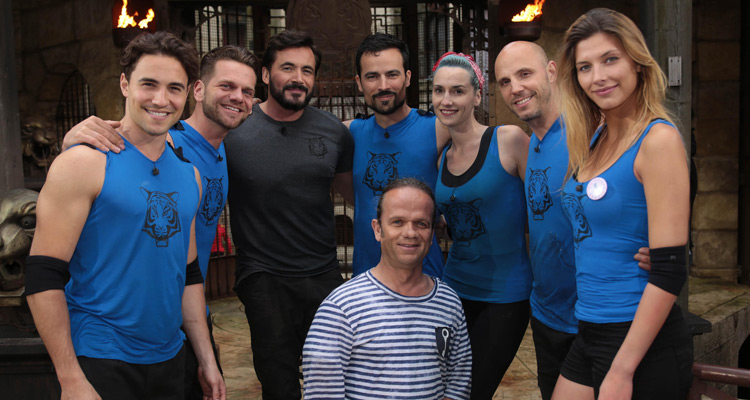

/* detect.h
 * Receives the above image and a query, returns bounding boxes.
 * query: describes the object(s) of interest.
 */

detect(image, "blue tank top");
[562,119,670,323]
[66,136,200,363]
[526,118,578,333]
[436,127,532,302]
[170,121,228,281]
[350,108,444,278]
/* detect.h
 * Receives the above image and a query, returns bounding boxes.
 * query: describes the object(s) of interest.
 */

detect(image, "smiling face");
[120,54,188,137]
[263,47,316,111]
[431,66,480,129]
[495,42,556,126]
[198,59,257,130]
[356,48,411,115]
[574,32,640,115]
[372,187,434,271]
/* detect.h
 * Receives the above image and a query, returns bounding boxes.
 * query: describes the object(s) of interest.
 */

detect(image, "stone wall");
[690,0,741,281]
[12,0,124,138]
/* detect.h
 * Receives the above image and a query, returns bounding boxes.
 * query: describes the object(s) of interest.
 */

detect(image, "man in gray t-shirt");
[223,30,353,400]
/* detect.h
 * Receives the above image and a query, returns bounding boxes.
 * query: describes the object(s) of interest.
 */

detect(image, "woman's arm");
[598,123,689,400]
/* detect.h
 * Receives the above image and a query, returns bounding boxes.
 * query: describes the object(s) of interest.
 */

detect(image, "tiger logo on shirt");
[440,198,485,247]
[307,136,328,159]
[528,167,553,220]
[200,176,224,226]
[363,151,401,195]
[562,193,592,248]
[140,187,181,247]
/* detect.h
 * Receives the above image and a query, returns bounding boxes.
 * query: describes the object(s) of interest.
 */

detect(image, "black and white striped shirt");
[303,270,472,399]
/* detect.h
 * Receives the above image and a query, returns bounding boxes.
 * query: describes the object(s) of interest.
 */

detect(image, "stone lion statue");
[0,189,38,292]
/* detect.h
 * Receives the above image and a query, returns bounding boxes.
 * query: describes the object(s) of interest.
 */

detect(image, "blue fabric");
[170,121,228,281]
[562,120,671,323]
[526,118,578,334]
[350,109,444,278]
[436,127,532,302]
[66,135,200,364]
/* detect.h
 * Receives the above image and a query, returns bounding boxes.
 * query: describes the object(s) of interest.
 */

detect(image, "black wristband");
[647,245,688,296]
[185,258,203,286]
[25,255,71,295]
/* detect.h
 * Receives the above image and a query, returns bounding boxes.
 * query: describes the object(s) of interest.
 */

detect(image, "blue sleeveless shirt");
[562,119,671,323]
[66,136,200,363]
[350,108,444,278]
[526,118,578,333]
[436,127,532,302]
[170,121,228,281]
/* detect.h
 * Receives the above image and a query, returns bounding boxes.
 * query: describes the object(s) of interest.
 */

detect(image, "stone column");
[0,0,23,194]
[640,0,693,308]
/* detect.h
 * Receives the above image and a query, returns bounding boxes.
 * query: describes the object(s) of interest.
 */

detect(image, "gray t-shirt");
[225,104,353,280]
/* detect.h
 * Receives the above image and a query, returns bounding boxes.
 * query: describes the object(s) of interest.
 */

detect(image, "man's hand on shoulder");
[62,116,124,153]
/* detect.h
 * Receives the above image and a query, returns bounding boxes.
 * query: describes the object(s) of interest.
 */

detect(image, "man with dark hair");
[61,44,259,400]
[224,29,353,400]
[26,31,225,399]
[303,178,472,399]
[345,33,449,278]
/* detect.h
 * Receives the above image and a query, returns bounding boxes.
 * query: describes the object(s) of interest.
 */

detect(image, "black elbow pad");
[185,258,203,286]
[25,255,71,295]
[647,245,688,296]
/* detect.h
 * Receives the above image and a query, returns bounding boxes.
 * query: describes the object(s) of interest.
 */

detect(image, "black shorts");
[560,305,693,399]
[78,345,185,400]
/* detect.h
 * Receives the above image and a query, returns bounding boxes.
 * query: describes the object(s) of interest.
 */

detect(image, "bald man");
[495,41,584,400]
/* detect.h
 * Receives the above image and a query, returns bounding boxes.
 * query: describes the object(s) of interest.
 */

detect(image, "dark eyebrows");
[139,77,186,90]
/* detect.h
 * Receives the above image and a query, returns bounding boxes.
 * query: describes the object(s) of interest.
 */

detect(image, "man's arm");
[61,116,124,153]
[444,310,473,400]
[302,301,353,399]
[26,147,105,400]
[181,167,226,400]
[332,171,354,204]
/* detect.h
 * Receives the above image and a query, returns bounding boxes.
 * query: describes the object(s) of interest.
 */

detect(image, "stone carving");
[21,122,60,169]
[287,0,371,68]
[0,189,38,292]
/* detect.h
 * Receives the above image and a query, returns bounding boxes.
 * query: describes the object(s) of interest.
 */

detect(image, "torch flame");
[138,9,155,29]
[116,0,155,29]
[511,0,546,22]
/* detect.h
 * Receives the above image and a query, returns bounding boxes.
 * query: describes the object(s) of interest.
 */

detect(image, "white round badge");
[586,177,608,200]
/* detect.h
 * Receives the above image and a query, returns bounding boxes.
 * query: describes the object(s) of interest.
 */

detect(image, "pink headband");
[432,52,485,91]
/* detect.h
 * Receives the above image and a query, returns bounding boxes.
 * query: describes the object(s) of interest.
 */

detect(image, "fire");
[511,0,546,22]
[116,0,154,29]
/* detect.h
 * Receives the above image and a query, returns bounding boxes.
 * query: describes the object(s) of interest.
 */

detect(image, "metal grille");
[194,5,254,55]
[55,71,96,146]
[371,7,403,37]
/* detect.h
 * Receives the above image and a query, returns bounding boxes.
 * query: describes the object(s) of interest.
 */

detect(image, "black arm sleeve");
[25,255,71,295]
[647,245,688,296]
[185,258,203,286]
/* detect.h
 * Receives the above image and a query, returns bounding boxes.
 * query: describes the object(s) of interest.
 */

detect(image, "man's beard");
[202,99,246,130]
[269,79,313,111]
[367,89,406,115]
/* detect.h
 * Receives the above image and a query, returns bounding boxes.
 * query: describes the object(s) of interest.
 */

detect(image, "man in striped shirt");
[302,178,472,399]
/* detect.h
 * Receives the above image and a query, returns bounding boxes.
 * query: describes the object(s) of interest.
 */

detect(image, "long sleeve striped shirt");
[303,270,472,399]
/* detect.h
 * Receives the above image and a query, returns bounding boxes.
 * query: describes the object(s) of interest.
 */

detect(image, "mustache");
[373,90,397,99]
[283,83,309,93]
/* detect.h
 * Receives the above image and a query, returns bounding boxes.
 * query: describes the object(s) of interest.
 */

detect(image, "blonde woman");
[551,8,693,400]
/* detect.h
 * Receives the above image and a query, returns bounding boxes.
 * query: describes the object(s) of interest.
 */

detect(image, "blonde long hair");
[558,8,674,179]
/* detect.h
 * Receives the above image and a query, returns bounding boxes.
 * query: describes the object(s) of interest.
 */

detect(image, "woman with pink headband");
[433,52,532,398]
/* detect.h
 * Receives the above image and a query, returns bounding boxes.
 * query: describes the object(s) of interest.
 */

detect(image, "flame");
[511,0,545,22]
[138,9,155,29]
[116,0,154,29]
